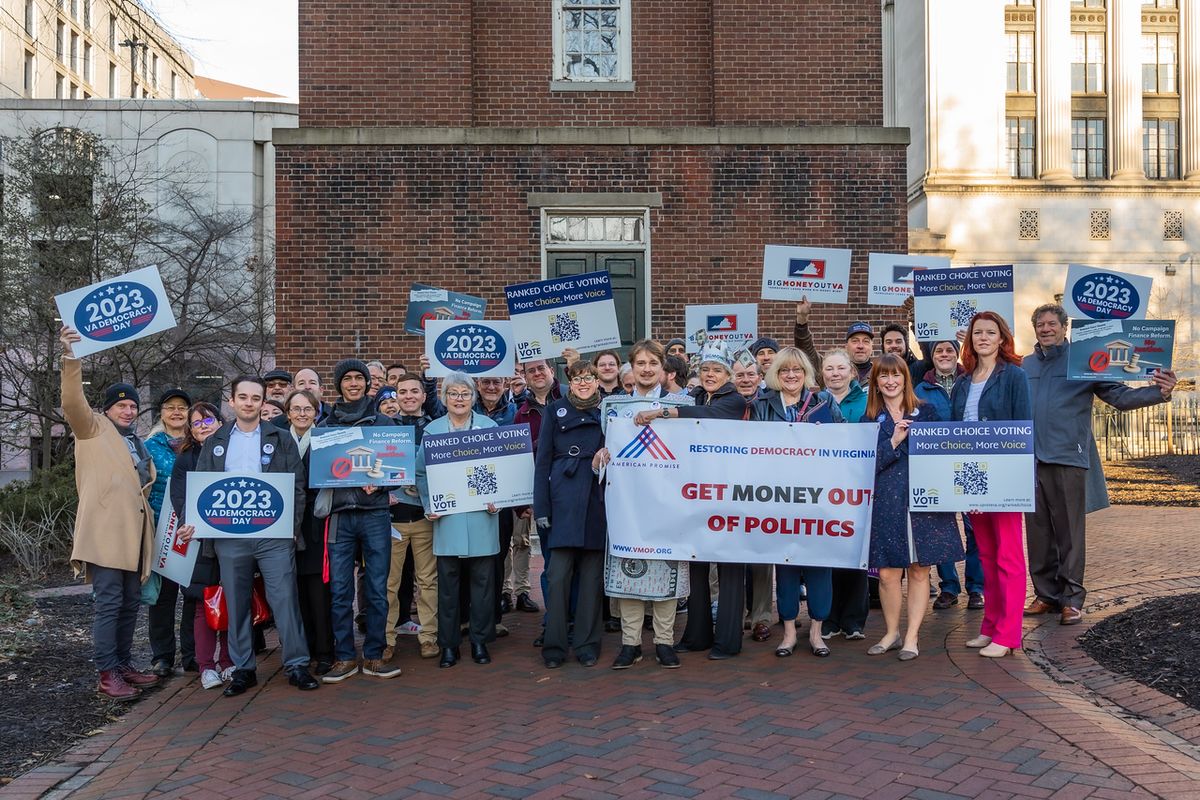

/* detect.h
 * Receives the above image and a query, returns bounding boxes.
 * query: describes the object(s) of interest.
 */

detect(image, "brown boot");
[1023,598,1058,616]
[98,670,141,701]
[117,665,161,687]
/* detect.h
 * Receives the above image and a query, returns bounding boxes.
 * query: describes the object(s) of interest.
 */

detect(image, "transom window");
[545,214,644,245]
[552,0,632,86]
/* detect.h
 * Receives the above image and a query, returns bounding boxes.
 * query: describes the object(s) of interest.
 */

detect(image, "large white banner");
[604,418,878,568]
[908,421,1035,512]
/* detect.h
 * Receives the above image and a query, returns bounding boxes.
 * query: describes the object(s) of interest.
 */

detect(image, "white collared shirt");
[630,384,663,399]
[226,424,263,473]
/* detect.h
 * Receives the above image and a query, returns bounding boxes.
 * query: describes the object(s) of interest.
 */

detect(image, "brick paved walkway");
[6,506,1200,800]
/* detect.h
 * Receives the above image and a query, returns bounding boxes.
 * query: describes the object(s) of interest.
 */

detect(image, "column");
[1182,0,1200,178]
[1037,0,1073,181]
[1111,0,1146,181]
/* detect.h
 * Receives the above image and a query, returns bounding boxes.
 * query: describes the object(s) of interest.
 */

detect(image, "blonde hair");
[764,346,818,392]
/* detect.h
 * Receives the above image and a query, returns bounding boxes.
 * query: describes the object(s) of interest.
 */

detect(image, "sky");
[142,0,298,101]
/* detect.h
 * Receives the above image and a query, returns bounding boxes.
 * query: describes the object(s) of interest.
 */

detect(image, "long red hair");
[865,354,920,420]
[960,311,1021,374]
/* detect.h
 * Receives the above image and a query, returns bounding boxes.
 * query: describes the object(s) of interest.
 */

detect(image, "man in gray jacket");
[1022,303,1176,626]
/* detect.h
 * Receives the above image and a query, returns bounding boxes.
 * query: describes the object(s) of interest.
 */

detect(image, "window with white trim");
[552,0,632,87]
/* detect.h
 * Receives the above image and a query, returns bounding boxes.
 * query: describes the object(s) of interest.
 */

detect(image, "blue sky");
[144,0,298,100]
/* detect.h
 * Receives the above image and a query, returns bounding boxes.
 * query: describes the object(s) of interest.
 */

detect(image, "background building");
[273,0,909,374]
[0,0,196,100]
[888,0,1199,359]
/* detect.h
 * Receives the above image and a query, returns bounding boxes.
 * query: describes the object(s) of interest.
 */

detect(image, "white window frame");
[550,0,634,92]
[539,206,652,335]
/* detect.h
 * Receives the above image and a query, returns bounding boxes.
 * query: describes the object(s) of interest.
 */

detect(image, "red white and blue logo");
[892,265,925,285]
[706,314,738,332]
[788,259,826,279]
[197,477,284,534]
[616,426,677,461]
[73,281,158,342]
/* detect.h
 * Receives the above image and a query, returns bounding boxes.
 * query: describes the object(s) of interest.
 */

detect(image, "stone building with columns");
[888,0,1198,358]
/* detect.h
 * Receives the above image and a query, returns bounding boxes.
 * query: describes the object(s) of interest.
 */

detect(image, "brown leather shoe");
[419,641,439,659]
[1023,598,1058,616]
[117,665,161,687]
[751,622,772,642]
[1060,607,1083,625]
[98,670,141,701]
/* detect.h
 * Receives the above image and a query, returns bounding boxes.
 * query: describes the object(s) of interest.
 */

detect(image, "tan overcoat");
[61,357,156,581]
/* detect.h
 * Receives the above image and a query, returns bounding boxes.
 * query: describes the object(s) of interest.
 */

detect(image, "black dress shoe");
[182,659,199,673]
[611,645,642,670]
[222,669,257,697]
[578,653,598,667]
[673,642,699,653]
[439,647,460,668]
[500,593,514,615]
[707,649,735,660]
[655,644,681,668]
[544,657,563,669]
[516,592,540,613]
[151,659,174,678]
[471,643,491,664]
[287,667,320,690]
[532,634,545,648]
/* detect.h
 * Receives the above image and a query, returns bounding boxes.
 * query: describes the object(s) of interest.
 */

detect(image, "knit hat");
[103,383,140,411]
[333,359,370,395]
[845,322,874,340]
[697,340,733,372]
[748,337,780,356]
[263,368,293,383]
[929,338,961,354]
[374,385,398,411]
[666,337,687,352]
[155,387,191,409]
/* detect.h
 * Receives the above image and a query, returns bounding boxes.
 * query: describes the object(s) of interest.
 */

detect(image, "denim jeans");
[328,509,392,661]
[776,565,832,622]
[936,514,984,595]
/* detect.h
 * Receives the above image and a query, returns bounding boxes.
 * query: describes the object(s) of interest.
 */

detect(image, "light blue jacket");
[416,413,501,558]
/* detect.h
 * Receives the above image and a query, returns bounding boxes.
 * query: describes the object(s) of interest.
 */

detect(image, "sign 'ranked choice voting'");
[55,266,177,357]
[913,265,1015,340]
[908,421,1035,513]
[504,271,621,361]
[422,424,534,516]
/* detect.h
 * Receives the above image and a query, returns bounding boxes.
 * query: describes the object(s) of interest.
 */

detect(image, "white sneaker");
[965,635,993,649]
[200,669,223,690]
[219,666,236,681]
[395,620,421,635]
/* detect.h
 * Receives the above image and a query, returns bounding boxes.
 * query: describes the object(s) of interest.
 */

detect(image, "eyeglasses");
[289,406,316,415]
[446,391,473,401]
[570,375,598,385]
[191,417,217,428]
[778,367,806,376]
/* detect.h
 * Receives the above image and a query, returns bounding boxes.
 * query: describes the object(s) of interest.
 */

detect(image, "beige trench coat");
[61,357,155,581]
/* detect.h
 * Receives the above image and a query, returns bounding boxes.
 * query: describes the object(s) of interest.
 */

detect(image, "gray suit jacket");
[191,421,308,534]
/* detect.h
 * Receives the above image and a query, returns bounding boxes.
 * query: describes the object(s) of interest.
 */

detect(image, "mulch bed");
[1102,456,1200,506]
[0,566,152,782]
[1079,592,1200,713]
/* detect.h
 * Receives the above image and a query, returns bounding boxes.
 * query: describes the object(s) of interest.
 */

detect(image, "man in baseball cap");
[844,322,875,388]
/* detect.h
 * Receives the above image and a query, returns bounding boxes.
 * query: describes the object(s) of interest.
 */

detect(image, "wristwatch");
[660,407,671,420]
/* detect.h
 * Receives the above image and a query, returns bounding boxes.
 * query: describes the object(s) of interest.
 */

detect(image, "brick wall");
[300,0,882,128]
[274,144,907,379]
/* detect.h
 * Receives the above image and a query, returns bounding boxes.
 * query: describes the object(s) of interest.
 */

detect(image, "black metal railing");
[1094,392,1199,461]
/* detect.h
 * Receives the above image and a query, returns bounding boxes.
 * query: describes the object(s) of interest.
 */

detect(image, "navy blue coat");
[862,403,964,569]
[950,360,1032,422]
[533,398,606,551]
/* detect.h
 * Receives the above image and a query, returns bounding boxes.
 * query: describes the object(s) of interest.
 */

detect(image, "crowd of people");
[58,297,1177,699]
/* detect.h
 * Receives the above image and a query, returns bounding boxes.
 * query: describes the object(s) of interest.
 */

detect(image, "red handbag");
[203,577,271,631]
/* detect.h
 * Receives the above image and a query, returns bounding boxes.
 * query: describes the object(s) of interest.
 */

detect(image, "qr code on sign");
[949,298,978,328]
[549,311,581,343]
[467,464,498,496]
[953,462,988,496]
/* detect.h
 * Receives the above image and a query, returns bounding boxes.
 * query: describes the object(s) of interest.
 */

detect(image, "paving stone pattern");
[6,506,1200,799]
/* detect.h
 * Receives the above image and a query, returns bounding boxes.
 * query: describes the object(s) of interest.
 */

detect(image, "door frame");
[539,206,652,343]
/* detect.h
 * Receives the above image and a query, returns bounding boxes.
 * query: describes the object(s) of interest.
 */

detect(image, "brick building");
[273,0,909,372]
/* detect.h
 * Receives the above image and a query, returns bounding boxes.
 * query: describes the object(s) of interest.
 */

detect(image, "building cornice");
[921,178,1200,198]
[272,126,911,147]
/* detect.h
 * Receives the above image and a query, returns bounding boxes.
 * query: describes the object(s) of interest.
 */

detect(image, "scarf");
[330,396,374,426]
[290,426,312,457]
[569,391,601,411]
[115,424,152,486]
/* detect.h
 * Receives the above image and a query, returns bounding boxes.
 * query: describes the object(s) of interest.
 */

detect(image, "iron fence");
[1093,391,1200,461]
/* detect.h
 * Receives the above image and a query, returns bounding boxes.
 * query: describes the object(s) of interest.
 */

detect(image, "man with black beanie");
[320,359,404,682]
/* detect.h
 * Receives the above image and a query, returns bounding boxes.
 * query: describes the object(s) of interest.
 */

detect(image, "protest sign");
[867,253,951,306]
[54,266,177,357]
[422,424,534,515]
[604,418,877,568]
[150,478,198,586]
[908,421,1035,513]
[1067,319,1175,381]
[913,265,1014,340]
[404,284,487,336]
[504,271,621,361]
[600,393,694,434]
[761,245,852,303]
[187,472,295,539]
[424,320,515,378]
[309,426,417,487]
[683,303,757,353]
[1062,264,1152,321]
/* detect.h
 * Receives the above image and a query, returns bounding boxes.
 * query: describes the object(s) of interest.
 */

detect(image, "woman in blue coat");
[416,373,500,668]
[535,360,608,669]
[862,354,964,661]
[751,347,843,658]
